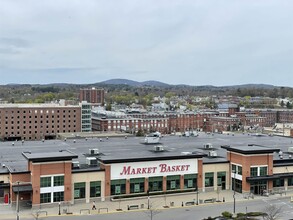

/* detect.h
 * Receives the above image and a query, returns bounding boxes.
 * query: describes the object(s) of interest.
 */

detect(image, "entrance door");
[250,181,267,195]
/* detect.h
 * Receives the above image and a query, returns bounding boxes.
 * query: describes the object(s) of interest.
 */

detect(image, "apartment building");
[0,104,81,141]
[79,88,105,106]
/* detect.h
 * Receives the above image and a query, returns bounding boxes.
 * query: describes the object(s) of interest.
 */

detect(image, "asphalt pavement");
[1,190,292,219]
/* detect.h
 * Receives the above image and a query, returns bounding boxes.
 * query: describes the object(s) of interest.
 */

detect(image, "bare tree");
[262,204,282,220]
[144,202,161,220]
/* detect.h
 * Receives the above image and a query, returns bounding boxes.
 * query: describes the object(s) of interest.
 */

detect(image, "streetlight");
[232,170,236,214]
[16,181,20,220]
[195,186,199,205]
[58,202,61,215]
[147,190,150,209]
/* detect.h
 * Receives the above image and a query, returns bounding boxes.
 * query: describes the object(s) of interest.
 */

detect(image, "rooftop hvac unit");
[86,157,98,166]
[89,148,99,155]
[208,151,217,157]
[154,145,164,152]
[72,161,80,169]
[204,143,213,149]
[288,147,293,153]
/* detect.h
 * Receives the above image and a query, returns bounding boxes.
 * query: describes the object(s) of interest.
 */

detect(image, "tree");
[262,204,282,220]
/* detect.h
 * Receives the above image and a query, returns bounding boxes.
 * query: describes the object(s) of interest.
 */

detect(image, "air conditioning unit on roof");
[72,161,80,169]
[204,143,213,149]
[86,157,98,166]
[154,145,164,152]
[89,148,99,155]
[208,150,217,157]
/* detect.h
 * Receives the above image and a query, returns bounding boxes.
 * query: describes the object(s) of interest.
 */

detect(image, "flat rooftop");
[0,132,292,174]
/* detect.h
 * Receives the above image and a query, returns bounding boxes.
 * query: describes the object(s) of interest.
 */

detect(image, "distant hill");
[99,79,170,87]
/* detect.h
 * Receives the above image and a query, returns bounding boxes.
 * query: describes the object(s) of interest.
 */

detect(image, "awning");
[246,172,293,182]
[12,184,33,193]
[0,183,10,189]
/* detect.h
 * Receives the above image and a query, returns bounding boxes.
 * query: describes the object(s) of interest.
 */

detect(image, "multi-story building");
[80,101,92,132]
[0,104,81,141]
[79,88,105,106]
[1,133,293,208]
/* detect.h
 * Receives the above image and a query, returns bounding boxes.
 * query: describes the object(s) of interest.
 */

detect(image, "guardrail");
[36,210,47,216]
[80,209,90,215]
[98,207,108,213]
[127,204,139,210]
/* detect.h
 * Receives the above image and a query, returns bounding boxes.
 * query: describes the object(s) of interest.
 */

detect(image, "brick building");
[79,88,105,106]
[0,104,81,141]
[1,134,293,208]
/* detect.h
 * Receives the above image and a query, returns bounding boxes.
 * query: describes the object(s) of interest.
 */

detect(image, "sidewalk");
[1,190,292,219]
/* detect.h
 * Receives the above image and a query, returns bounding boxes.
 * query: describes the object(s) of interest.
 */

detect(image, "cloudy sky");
[0,0,293,86]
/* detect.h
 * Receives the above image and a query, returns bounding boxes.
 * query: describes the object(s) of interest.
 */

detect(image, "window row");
[74,181,101,199]
[40,176,64,188]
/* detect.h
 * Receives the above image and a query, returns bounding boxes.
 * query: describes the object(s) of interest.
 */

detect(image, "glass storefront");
[250,180,267,195]
[166,175,180,190]
[217,172,226,190]
[205,172,214,187]
[148,176,163,192]
[111,179,126,195]
[90,181,101,198]
[130,178,145,193]
[232,178,242,193]
[184,174,197,189]
[74,182,86,199]
[273,179,284,187]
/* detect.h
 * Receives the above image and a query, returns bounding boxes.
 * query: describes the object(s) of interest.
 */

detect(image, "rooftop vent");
[89,148,99,155]
[208,150,217,157]
[204,143,213,149]
[154,145,164,152]
[86,157,98,166]
[72,161,80,169]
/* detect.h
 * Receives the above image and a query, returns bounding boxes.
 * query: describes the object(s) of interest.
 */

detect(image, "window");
[111,179,126,195]
[273,179,284,187]
[288,177,293,186]
[250,167,258,177]
[205,172,214,187]
[53,191,64,202]
[217,172,226,187]
[54,176,64,186]
[40,193,51,203]
[167,175,180,190]
[130,178,145,193]
[259,167,267,176]
[184,174,197,189]
[148,176,163,192]
[232,164,242,175]
[40,177,51,188]
[90,181,101,198]
[237,166,242,175]
[74,182,86,199]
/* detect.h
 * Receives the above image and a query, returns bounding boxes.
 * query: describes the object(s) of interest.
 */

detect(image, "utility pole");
[16,181,20,220]
[233,170,236,214]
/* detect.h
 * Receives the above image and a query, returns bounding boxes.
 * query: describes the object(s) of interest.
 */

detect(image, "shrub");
[222,211,233,218]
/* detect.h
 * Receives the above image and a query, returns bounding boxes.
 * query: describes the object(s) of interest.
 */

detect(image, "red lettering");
[185,165,190,171]
[130,168,136,175]
[159,164,167,172]
[142,168,147,174]
[176,165,180,171]
[120,166,131,175]
[137,168,142,174]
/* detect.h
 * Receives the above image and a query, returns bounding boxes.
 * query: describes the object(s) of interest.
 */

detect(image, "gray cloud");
[0,0,293,86]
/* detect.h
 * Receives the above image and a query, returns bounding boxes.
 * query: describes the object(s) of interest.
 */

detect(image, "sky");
[0,0,293,87]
